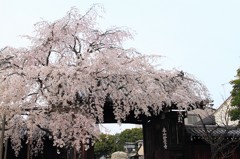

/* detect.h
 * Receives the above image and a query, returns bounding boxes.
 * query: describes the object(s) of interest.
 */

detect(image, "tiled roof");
[186,125,240,138]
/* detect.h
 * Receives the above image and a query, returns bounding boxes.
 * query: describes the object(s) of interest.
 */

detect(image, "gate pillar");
[142,111,185,159]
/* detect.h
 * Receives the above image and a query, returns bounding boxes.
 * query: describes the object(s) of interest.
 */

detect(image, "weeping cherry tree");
[0,5,210,156]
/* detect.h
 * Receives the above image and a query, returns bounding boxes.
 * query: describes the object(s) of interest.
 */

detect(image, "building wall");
[214,97,239,126]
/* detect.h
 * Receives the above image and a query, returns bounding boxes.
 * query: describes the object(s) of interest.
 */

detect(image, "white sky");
[1,0,240,134]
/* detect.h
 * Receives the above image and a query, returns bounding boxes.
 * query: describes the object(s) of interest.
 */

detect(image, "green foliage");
[94,127,143,157]
[119,128,143,142]
[116,128,143,152]
[229,108,240,121]
[94,134,116,158]
[230,68,240,120]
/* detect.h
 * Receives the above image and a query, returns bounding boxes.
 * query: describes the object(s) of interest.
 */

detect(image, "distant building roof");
[185,107,216,125]
[193,114,216,125]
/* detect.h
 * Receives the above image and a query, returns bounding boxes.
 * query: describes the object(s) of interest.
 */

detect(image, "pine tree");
[230,68,240,120]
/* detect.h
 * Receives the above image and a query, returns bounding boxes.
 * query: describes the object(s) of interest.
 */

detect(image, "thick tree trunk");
[81,144,94,159]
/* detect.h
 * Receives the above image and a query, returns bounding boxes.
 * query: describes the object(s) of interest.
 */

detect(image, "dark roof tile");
[186,125,240,138]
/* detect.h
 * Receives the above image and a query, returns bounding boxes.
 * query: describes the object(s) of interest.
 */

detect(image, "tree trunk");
[74,147,77,159]
[4,140,7,159]
[0,114,5,159]
[27,139,33,159]
[210,145,219,159]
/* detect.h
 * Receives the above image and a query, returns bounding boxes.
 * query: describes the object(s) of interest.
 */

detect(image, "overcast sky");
[1,0,240,134]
